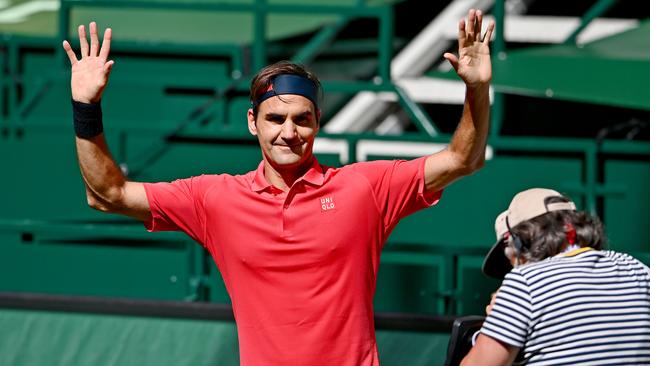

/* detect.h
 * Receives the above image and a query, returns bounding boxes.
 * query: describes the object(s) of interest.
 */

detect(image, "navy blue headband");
[252,74,319,109]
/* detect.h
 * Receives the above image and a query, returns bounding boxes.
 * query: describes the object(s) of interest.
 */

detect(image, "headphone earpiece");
[512,234,524,255]
[506,217,526,264]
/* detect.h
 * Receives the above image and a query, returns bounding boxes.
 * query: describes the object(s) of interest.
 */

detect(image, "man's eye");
[295,116,313,125]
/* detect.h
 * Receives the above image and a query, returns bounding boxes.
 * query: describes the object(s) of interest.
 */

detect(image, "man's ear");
[247,108,257,136]
[316,109,322,131]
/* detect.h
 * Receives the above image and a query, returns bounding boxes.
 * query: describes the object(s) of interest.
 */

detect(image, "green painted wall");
[0,309,450,366]
[1,2,648,319]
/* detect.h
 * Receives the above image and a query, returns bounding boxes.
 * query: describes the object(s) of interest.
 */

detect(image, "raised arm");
[424,9,494,192]
[63,22,150,221]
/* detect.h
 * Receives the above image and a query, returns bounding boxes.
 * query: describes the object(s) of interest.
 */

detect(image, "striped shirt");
[480,248,650,365]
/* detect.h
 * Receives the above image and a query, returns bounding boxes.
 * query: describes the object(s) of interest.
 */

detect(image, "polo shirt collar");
[251,158,324,192]
[301,158,325,186]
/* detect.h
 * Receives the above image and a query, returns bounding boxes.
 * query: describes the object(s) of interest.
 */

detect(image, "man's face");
[247,94,320,170]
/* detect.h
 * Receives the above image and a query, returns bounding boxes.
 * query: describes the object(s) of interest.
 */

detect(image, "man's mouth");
[275,143,301,149]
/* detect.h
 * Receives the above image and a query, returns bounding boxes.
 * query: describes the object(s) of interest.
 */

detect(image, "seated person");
[461,188,650,365]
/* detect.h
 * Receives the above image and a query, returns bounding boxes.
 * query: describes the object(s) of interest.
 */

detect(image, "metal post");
[394,85,438,138]
[0,38,5,126]
[564,0,618,45]
[489,0,506,139]
[58,0,72,68]
[377,6,393,83]
[252,0,267,72]
[292,17,348,66]
[7,41,18,125]
[585,144,598,214]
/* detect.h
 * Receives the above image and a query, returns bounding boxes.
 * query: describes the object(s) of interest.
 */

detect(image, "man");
[462,188,650,365]
[62,9,494,365]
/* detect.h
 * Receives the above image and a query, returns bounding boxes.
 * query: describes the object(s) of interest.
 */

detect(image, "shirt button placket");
[282,200,288,235]
[282,190,295,236]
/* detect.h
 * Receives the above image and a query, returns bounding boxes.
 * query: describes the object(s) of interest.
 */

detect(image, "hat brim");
[482,239,513,279]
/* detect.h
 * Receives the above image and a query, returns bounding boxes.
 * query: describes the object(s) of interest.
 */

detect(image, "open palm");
[444,9,495,88]
[62,22,114,104]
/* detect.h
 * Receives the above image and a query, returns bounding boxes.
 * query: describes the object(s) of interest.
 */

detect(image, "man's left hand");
[444,9,495,89]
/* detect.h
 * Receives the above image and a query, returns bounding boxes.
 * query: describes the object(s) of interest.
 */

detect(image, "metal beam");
[565,0,619,45]
[291,17,349,66]
[324,0,494,133]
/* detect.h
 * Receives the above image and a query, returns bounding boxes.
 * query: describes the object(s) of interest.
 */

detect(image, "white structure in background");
[0,0,59,24]
[323,0,638,136]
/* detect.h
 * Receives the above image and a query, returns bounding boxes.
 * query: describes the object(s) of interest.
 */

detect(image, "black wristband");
[72,99,104,139]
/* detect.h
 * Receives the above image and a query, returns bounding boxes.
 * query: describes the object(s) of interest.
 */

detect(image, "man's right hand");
[485,290,499,315]
[62,22,113,104]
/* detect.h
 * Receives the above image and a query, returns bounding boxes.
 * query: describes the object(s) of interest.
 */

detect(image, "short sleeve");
[480,271,533,348]
[349,157,442,233]
[143,175,215,246]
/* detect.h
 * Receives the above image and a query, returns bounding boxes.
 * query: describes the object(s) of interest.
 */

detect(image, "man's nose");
[280,120,298,139]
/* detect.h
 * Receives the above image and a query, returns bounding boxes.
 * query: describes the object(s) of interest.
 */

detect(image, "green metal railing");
[291,17,349,65]
[1,0,402,133]
[489,0,505,138]
[0,38,5,133]
[564,0,619,45]
[2,0,646,235]
[1,0,648,314]
[57,0,395,80]
[0,218,210,301]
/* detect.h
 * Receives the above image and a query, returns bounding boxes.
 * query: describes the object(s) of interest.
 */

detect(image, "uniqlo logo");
[320,196,335,212]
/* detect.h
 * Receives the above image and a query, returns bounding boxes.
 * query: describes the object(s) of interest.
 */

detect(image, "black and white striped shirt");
[481,248,650,365]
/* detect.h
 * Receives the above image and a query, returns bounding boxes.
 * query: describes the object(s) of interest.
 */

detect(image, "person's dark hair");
[249,61,322,118]
[510,196,606,263]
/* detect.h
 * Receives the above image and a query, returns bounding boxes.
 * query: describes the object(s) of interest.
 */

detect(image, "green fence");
[0,293,452,366]
[0,0,648,319]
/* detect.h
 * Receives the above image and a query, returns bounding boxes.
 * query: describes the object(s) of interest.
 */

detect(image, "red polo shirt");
[143,157,441,365]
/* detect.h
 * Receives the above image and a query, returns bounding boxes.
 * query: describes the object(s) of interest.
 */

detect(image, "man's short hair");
[511,196,605,263]
[483,188,607,278]
[249,61,322,117]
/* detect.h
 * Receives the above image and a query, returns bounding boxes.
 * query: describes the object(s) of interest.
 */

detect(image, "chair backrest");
[444,315,485,366]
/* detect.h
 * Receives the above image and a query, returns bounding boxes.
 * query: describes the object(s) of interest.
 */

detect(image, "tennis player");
[63,9,494,365]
